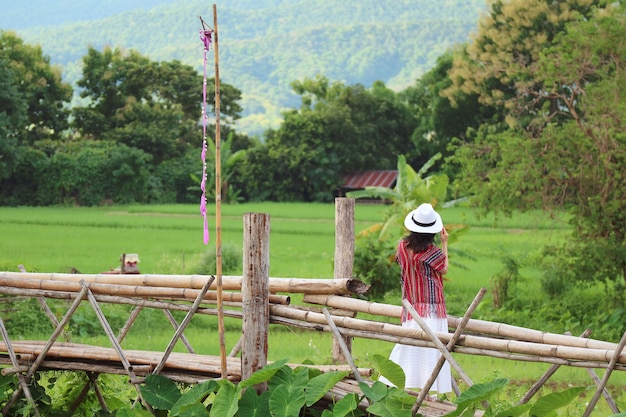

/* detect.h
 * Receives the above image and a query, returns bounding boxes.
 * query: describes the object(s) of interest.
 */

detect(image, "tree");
[233,75,417,202]
[450,2,626,285]
[442,0,596,118]
[72,46,245,164]
[0,30,72,146]
[0,55,25,180]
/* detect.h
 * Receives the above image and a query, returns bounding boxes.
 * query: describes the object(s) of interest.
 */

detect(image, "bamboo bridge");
[1,206,624,416]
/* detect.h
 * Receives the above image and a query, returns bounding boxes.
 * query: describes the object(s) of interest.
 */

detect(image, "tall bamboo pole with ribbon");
[199,6,227,378]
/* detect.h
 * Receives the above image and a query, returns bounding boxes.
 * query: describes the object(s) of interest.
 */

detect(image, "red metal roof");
[341,170,398,189]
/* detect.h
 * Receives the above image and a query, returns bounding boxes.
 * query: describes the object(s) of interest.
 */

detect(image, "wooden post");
[241,213,270,392]
[333,198,355,363]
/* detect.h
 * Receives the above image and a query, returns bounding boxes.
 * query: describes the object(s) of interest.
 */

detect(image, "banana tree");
[347,153,449,240]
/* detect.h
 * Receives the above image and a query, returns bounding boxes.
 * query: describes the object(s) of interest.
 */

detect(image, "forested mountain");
[1,0,487,135]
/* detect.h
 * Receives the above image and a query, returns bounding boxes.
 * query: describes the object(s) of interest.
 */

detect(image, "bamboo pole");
[154,277,214,375]
[414,288,486,413]
[583,329,626,417]
[0,275,290,305]
[323,308,362,383]
[0,341,369,379]
[0,318,41,417]
[269,305,626,365]
[402,299,473,387]
[212,3,227,381]
[0,272,365,295]
[303,294,618,351]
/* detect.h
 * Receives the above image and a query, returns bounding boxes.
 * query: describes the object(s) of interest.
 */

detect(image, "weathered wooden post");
[241,212,270,392]
[332,197,355,363]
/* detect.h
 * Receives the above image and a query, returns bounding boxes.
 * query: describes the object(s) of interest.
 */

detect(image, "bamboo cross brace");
[118,306,143,343]
[36,297,71,342]
[3,285,88,415]
[82,280,153,412]
[322,308,363,383]
[413,288,486,413]
[163,309,196,354]
[402,299,473,387]
[583,328,626,417]
[0,317,41,417]
[517,329,604,407]
[153,276,214,375]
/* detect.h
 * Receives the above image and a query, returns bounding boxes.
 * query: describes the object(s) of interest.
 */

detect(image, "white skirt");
[379,318,452,393]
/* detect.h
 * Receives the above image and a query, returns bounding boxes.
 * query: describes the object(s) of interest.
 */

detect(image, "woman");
[379,203,451,395]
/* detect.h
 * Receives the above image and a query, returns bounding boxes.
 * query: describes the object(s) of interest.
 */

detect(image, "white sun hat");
[403,203,443,234]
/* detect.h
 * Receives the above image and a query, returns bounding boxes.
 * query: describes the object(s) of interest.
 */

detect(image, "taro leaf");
[455,378,508,408]
[371,354,405,390]
[329,393,360,417]
[170,380,217,416]
[305,371,350,406]
[268,365,295,389]
[494,403,532,417]
[529,386,586,417]
[388,387,417,407]
[209,380,240,417]
[140,374,182,410]
[269,384,306,417]
[240,359,289,388]
[238,388,271,417]
[366,396,412,417]
[359,381,389,402]
[177,402,210,417]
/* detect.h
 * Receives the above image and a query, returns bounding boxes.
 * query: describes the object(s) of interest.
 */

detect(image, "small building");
[336,170,398,200]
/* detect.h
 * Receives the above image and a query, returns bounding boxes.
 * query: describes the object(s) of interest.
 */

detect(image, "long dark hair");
[403,232,435,253]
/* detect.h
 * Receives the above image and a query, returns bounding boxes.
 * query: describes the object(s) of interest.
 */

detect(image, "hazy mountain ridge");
[2,0,487,135]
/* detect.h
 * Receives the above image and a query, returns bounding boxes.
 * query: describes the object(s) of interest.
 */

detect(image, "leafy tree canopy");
[449,0,626,284]
[71,46,244,164]
[0,30,72,145]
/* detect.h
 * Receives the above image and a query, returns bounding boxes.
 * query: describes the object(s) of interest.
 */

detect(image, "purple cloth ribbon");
[199,29,213,245]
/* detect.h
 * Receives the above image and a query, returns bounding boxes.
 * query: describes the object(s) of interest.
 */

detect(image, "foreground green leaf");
[140,374,181,410]
[371,354,405,390]
[529,386,586,416]
[305,371,350,406]
[170,380,217,416]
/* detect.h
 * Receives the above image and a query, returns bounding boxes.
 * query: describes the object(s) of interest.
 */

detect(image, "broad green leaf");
[178,402,210,417]
[446,378,509,416]
[329,393,360,417]
[209,381,240,417]
[494,403,532,417]
[268,365,299,390]
[170,380,217,416]
[366,396,412,417]
[371,354,405,390]
[238,388,271,417]
[240,359,289,388]
[359,381,389,402]
[269,384,306,417]
[388,388,418,406]
[529,386,586,417]
[305,371,350,406]
[140,374,181,410]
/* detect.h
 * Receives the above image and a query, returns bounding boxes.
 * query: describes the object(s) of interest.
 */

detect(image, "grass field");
[1,203,624,414]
